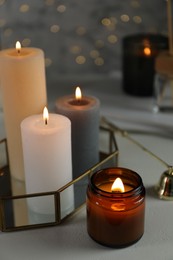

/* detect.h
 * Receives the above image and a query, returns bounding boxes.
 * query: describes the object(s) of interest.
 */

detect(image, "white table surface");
[1,74,173,260]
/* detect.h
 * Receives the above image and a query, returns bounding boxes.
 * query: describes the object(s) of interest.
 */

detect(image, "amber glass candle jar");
[87,167,145,248]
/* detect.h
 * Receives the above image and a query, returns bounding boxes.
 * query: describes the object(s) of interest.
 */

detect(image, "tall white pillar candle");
[0,43,47,181]
[21,109,73,218]
[56,87,100,179]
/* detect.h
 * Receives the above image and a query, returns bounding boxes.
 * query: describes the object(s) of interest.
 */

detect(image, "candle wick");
[17,48,21,55]
[45,118,48,125]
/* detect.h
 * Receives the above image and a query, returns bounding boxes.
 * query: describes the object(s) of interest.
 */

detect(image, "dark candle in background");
[55,87,100,179]
[122,34,168,97]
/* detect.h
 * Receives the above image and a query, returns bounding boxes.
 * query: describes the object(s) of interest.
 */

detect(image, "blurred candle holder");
[122,34,168,97]
[153,51,173,113]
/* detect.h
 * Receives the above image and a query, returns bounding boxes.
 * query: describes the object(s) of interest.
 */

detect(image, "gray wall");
[0,0,168,87]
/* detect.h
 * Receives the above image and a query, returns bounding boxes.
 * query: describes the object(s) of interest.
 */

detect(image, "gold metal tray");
[0,126,119,232]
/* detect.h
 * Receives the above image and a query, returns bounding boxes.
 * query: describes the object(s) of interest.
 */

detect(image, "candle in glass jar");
[0,42,47,181]
[55,87,100,179]
[122,33,168,96]
[87,167,145,248]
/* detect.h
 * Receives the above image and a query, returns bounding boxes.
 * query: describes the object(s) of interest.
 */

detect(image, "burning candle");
[87,167,145,248]
[0,42,47,181]
[55,87,100,179]
[122,34,168,96]
[21,107,74,218]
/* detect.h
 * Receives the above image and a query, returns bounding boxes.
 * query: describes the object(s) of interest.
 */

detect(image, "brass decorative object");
[102,117,173,201]
[155,166,173,200]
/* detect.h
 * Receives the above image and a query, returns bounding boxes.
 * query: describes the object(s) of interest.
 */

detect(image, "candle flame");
[16,41,21,54]
[144,47,151,56]
[111,177,125,192]
[43,106,49,125]
[75,86,82,101]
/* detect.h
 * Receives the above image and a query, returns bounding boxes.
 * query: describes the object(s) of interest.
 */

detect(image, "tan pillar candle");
[0,42,47,181]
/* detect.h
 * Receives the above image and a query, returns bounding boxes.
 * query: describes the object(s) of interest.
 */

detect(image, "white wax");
[0,47,47,181]
[21,113,74,217]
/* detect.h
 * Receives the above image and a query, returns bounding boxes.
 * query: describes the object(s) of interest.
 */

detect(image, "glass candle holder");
[86,167,145,248]
[153,51,173,113]
[122,34,168,96]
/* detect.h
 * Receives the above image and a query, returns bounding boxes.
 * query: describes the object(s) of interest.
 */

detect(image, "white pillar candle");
[55,87,100,179]
[21,108,74,218]
[0,42,47,181]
